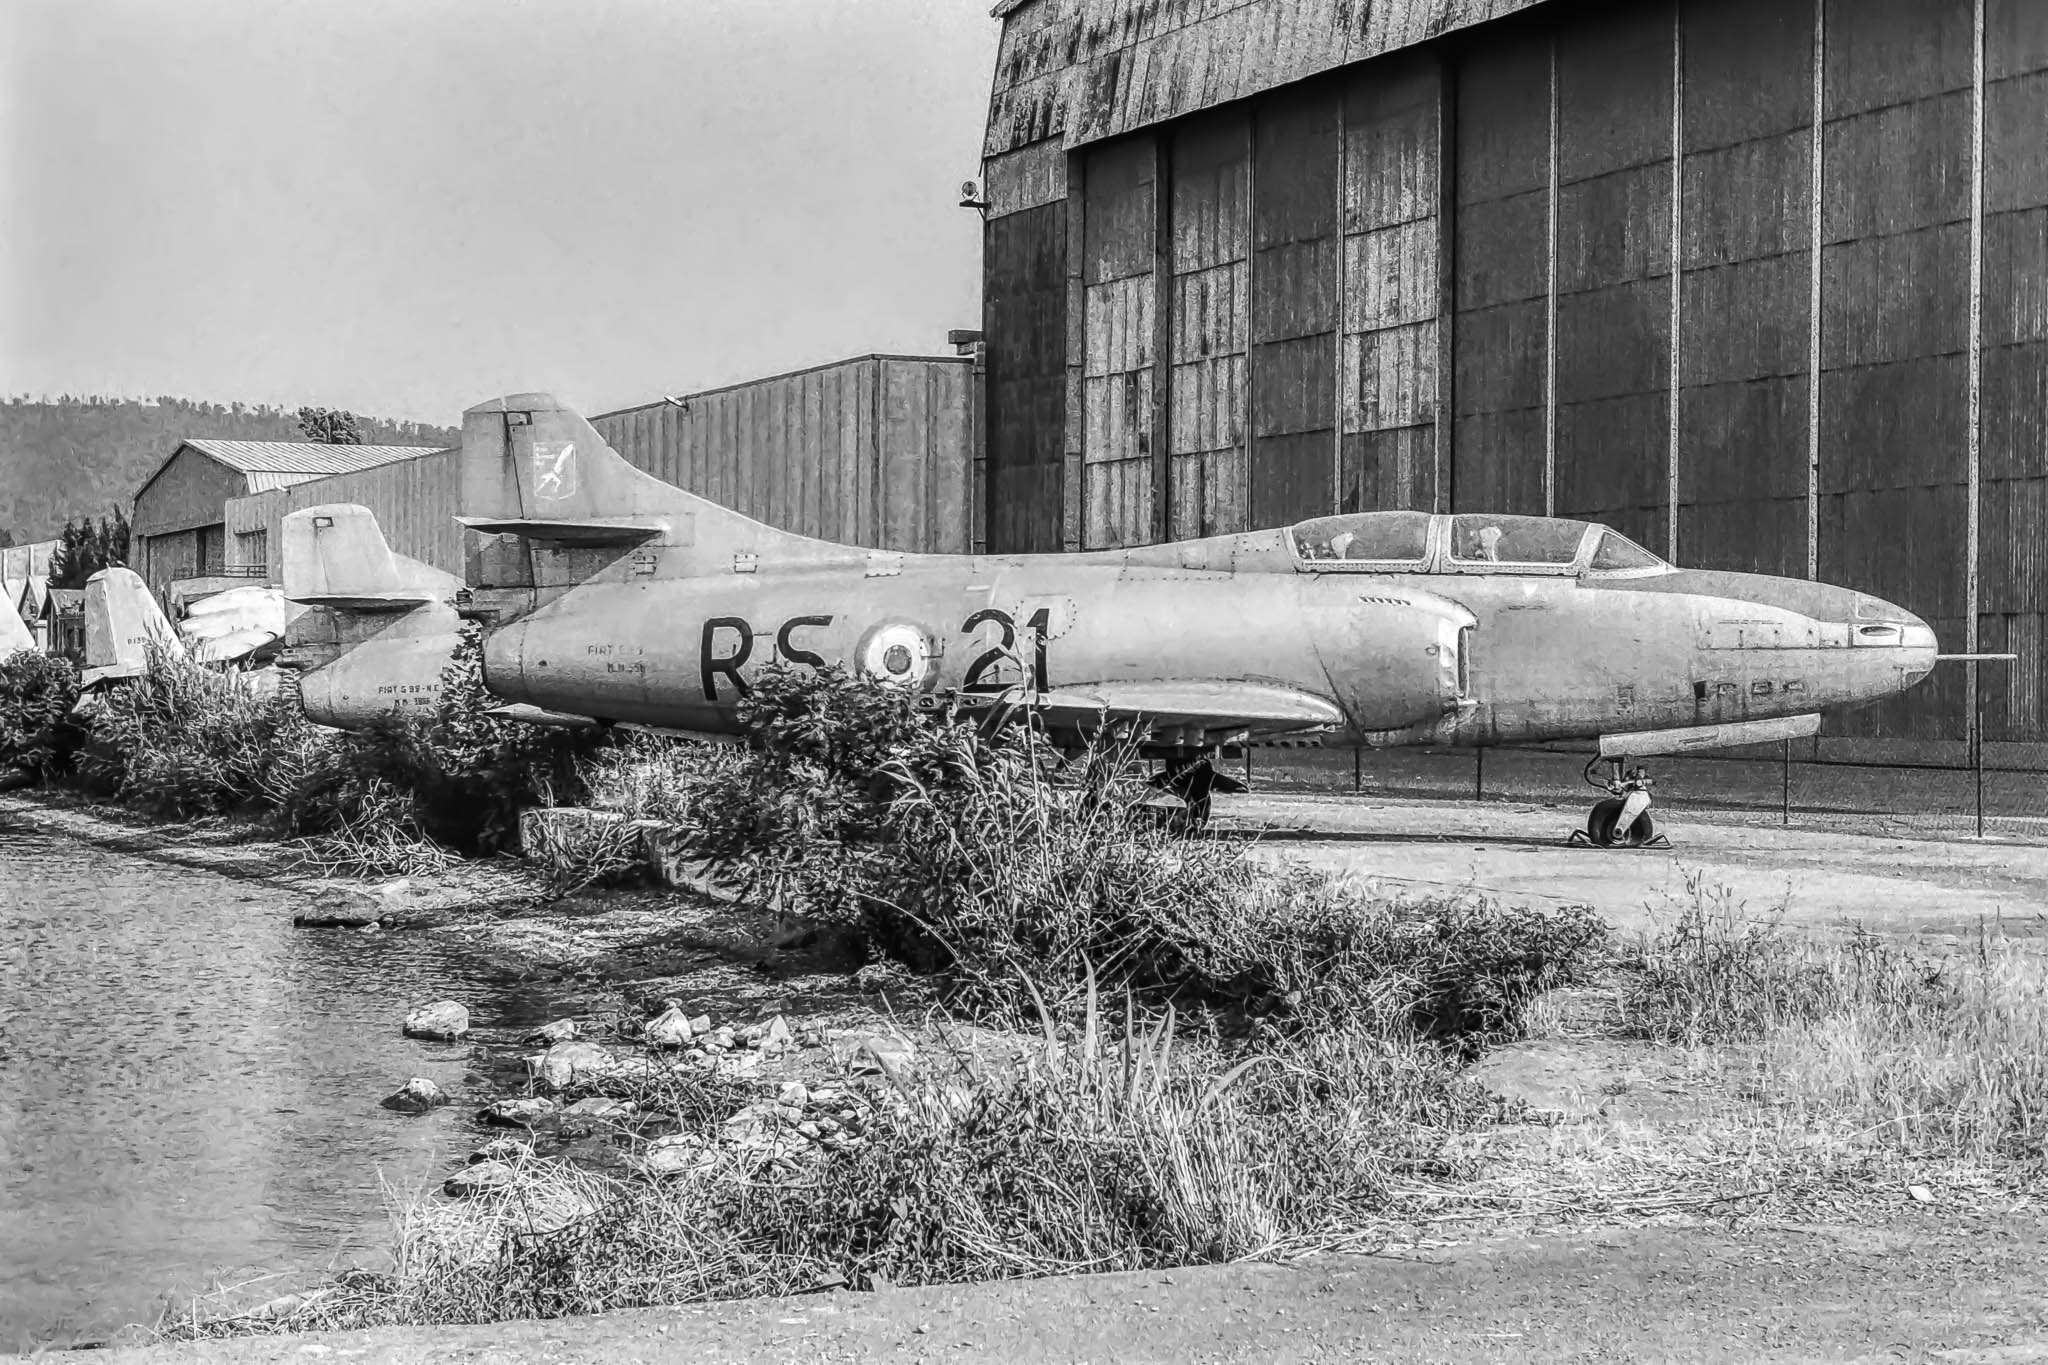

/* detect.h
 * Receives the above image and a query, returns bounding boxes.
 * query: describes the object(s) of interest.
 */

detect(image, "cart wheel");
[1621,810,1657,847]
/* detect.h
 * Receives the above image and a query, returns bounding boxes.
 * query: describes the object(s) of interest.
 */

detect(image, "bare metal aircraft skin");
[426,394,1932,759]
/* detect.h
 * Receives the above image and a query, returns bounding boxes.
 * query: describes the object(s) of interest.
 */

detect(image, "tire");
[1586,798,1623,846]
[1623,810,1657,847]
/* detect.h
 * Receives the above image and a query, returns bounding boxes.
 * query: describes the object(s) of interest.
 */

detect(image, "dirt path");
[1221,792,2048,940]
[66,1213,2048,1363]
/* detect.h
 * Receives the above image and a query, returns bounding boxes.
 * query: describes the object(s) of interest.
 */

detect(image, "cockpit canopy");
[1289,511,1668,576]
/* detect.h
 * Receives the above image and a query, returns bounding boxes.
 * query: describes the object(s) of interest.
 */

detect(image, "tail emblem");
[533,441,578,501]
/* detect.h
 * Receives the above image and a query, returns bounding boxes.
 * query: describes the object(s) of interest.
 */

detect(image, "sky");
[1,0,1000,426]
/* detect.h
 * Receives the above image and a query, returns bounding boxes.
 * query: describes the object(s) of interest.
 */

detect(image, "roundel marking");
[855,619,938,690]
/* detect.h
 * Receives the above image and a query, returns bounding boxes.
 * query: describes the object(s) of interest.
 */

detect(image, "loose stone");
[444,1160,518,1198]
[479,1096,557,1127]
[524,1019,579,1047]
[380,1077,449,1113]
[528,1040,618,1091]
[469,1136,530,1164]
[643,1005,695,1049]
[641,1133,716,1177]
[403,1000,470,1042]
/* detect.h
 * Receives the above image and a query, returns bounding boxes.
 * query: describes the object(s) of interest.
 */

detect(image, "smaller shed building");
[131,441,443,601]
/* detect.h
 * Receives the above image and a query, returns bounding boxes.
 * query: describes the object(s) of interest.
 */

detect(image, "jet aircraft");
[281,393,1938,843]
[80,567,185,687]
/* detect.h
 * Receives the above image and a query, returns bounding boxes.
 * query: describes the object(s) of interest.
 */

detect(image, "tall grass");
[1626,881,2048,1164]
[162,979,1517,1338]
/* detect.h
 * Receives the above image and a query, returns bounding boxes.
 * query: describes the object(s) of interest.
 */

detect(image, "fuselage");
[469,510,1937,751]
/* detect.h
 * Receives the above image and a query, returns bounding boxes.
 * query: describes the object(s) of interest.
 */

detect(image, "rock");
[380,1077,449,1113]
[564,1097,635,1120]
[759,1015,795,1053]
[444,1160,518,1198]
[403,1000,470,1042]
[479,1096,557,1127]
[235,1288,336,1322]
[687,1014,713,1037]
[827,1029,917,1077]
[777,1081,810,1109]
[641,1133,716,1176]
[294,886,381,929]
[796,1120,823,1141]
[524,1019,579,1047]
[469,1137,529,1164]
[852,961,908,994]
[528,1040,619,1092]
[643,1005,695,1049]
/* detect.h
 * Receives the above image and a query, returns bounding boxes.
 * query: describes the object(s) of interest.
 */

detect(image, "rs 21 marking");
[698,608,1053,701]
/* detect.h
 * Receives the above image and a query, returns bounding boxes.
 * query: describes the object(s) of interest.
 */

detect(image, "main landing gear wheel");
[1146,756,1246,833]
[1567,756,1672,849]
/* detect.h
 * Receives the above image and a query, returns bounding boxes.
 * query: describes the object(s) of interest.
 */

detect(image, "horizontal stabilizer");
[1599,712,1820,760]
[455,516,661,546]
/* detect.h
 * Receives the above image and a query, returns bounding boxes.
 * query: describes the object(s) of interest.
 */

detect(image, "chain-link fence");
[1238,656,2043,843]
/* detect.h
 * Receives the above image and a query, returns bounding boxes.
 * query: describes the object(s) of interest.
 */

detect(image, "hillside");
[0,396,460,543]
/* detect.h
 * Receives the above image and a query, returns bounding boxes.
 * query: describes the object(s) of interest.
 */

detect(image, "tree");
[48,508,129,589]
[296,406,363,445]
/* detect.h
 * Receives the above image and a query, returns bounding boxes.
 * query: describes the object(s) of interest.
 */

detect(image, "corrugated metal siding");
[226,449,466,584]
[1451,28,1550,515]
[1080,136,1158,548]
[1675,0,1814,578]
[179,440,439,478]
[985,202,1070,552]
[983,0,1557,157]
[1340,52,1440,515]
[591,356,975,555]
[1549,6,1671,555]
[1817,0,1973,742]
[1979,0,2048,741]
[1250,82,1342,529]
[1168,111,1252,540]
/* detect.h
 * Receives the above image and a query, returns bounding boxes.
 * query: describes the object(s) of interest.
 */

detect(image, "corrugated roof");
[180,440,443,478]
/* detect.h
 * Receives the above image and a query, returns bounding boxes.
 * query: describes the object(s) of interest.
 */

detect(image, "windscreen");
[1291,511,1432,564]
[1447,514,1588,566]
[1589,529,1666,571]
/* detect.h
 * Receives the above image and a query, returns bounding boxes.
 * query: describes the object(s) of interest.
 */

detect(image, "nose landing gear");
[1144,754,1247,832]
[1568,755,1671,849]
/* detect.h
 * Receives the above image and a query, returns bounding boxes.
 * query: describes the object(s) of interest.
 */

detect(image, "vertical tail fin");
[458,393,685,544]
[282,505,450,609]
[82,566,184,685]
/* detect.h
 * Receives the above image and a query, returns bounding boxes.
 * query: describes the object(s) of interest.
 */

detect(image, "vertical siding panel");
[1452,21,1552,514]
[1341,51,1440,514]
[1170,108,1252,538]
[1081,135,1157,547]
[1819,0,1974,741]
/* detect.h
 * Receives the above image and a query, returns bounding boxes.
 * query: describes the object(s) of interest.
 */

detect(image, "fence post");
[1781,737,1790,827]
[1474,748,1484,802]
[1975,663,1985,841]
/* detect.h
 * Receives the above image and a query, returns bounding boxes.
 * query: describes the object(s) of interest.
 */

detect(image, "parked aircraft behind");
[277,504,465,729]
[81,567,184,687]
[282,393,1939,842]
[0,591,33,657]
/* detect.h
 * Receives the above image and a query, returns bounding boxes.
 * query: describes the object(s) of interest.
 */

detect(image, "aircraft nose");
[1849,596,1938,697]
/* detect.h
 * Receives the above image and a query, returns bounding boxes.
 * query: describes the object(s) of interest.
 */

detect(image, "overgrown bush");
[654,664,1609,1035]
[0,649,83,779]
[283,625,613,858]
[72,649,323,818]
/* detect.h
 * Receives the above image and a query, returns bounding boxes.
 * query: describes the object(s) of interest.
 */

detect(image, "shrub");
[658,665,1610,1036]
[72,650,322,818]
[284,625,613,856]
[0,649,83,779]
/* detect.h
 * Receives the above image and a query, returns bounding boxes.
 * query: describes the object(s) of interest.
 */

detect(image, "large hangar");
[977,0,2048,758]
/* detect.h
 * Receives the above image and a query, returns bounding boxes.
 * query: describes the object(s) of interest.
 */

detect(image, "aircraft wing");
[983,680,1346,748]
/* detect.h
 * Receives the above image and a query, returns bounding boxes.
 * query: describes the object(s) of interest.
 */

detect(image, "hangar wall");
[980,0,2048,754]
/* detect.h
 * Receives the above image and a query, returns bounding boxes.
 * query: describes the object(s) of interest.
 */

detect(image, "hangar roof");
[985,0,1552,155]
[134,440,446,505]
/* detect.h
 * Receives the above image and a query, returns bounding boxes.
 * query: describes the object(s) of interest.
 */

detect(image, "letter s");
[775,614,834,669]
